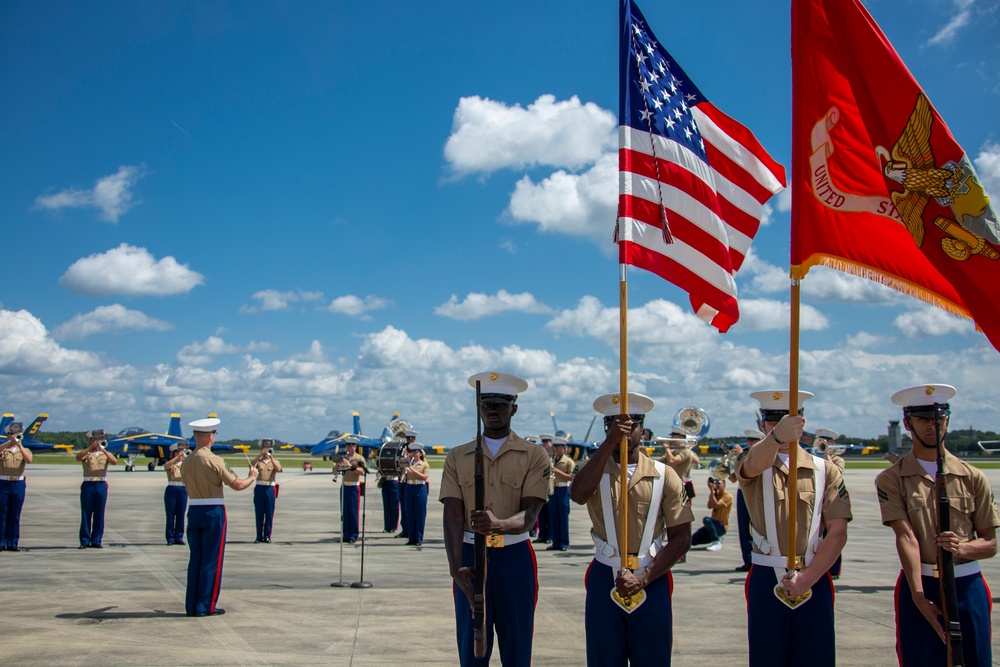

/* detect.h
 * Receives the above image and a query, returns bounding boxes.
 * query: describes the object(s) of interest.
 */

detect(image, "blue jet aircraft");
[549,413,599,461]
[106,412,251,471]
[1,413,73,453]
[307,412,417,460]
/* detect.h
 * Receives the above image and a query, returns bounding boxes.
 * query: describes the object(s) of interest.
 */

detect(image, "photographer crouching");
[691,477,733,551]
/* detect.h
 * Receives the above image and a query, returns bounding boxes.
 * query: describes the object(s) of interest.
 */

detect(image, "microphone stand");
[331,471,350,588]
[352,470,373,589]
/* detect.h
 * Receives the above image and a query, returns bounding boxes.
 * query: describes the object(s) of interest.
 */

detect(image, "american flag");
[616,0,786,332]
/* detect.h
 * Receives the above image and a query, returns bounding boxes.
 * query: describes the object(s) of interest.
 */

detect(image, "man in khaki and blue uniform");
[337,436,367,543]
[75,429,118,548]
[181,417,257,617]
[0,422,32,551]
[440,371,550,667]
[736,390,852,667]
[252,439,282,543]
[547,438,575,551]
[163,443,188,545]
[875,384,999,667]
[572,392,693,666]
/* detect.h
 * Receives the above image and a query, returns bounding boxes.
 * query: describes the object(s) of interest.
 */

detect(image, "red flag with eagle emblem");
[791,0,1000,351]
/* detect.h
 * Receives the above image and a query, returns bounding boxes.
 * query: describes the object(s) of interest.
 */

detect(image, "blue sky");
[2,0,999,447]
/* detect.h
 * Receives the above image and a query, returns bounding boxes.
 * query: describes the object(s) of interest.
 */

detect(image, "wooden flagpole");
[787,277,802,571]
[618,264,630,568]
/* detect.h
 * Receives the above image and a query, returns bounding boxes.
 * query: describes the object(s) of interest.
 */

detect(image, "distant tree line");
[32,432,292,451]
[702,427,1000,456]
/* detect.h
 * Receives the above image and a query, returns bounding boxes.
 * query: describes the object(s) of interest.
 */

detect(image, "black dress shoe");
[263,538,271,543]
[734,564,751,572]
[533,538,550,544]
[90,544,103,549]
[194,608,226,617]
[546,545,568,551]
[79,544,89,549]
[176,541,186,546]
[6,546,20,552]
[395,533,408,539]
[254,539,261,543]
[406,541,418,545]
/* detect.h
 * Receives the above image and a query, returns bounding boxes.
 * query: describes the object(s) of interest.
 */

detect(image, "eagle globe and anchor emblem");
[808,93,999,263]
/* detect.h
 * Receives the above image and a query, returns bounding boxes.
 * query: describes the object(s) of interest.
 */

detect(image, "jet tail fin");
[0,414,12,435]
[25,414,48,438]
[167,414,182,438]
[353,412,362,436]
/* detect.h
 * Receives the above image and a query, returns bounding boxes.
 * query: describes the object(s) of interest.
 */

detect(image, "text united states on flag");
[616,0,786,333]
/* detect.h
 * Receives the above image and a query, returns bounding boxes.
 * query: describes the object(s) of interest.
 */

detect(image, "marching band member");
[402,442,429,546]
[814,428,844,579]
[571,392,692,666]
[75,429,117,549]
[734,429,764,572]
[337,436,367,544]
[660,425,699,500]
[547,438,575,551]
[875,384,999,667]
[736,390,851,667]
[163,443,188,546]
[252,439,282,543]
[0,422,31,551]
[533,434,555,543]
[396,431,418,539]
[440,371,549,667]
[181,417,257,617]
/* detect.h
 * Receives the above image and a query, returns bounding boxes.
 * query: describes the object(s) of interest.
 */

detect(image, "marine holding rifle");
[439,371,550,666]
[875,384,999,667]
[570,392,692,667]
[735,390,852,667]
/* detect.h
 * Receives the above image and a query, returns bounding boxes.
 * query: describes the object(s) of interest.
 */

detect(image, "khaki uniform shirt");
[254,458,279,483]
[81,450,112,478]
[553,454,576,484]
[340,453,367,483]
[405,459,429,483]
[439,431,550,531]
[875,451,1000,564]
[663,448,695,480]
[0,446,27,477]
[584,454,695,549]
[710,491,734,531]
[827,454,846,472]
[181,448,237,500]
[165,461,184,483]
[736,445,853,557]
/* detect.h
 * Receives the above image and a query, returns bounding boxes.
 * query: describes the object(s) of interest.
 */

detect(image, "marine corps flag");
[791,0,1000,351]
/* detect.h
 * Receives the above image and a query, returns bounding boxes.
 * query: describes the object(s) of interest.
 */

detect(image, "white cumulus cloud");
[59,244,205,297]
[54,304,172,340]
[241,289,325,313]
[507,152,618,245]
[33,165,147,223]
[444,94,616,176]
[974,141,1000,197]
[176,335,273,366]
[435,290,552,320]
[0,309,102,374]
[321,295,389,320]
[733,299,830,332]
[742,252,905,304]
[894,306,976,338]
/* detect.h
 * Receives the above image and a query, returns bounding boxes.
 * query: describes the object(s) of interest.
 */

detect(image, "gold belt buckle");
[625,555,640,571]
[486,534,504,548]
[790,556,806,570]
[931,564,940,578]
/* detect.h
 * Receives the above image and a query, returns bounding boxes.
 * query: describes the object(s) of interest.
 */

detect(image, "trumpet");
[710,444,739,480]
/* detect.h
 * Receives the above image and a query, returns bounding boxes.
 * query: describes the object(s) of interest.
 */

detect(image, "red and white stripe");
[617,102,785,332]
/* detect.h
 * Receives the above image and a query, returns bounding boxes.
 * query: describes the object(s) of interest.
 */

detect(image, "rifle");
[933,403,965,667]
[473,380,487,658]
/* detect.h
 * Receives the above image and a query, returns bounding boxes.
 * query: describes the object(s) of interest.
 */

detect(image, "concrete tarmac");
[2,461,999,666]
